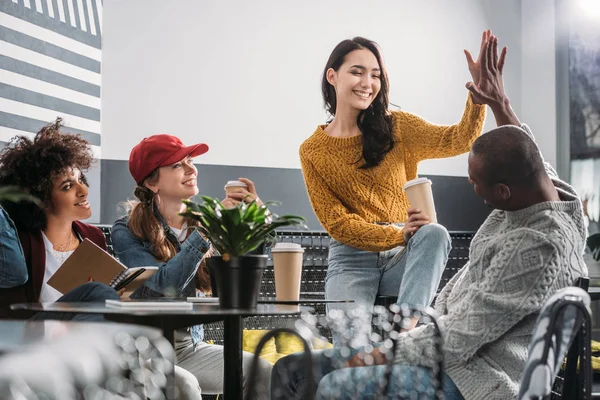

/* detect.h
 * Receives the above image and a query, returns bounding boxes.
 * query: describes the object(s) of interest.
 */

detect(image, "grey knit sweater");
[394,125,588,399]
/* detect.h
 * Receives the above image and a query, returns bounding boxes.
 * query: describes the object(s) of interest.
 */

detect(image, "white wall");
[521,0,557,168]
[102,0,557,176]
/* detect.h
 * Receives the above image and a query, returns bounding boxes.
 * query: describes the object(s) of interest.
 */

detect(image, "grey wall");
[100,160,491,232]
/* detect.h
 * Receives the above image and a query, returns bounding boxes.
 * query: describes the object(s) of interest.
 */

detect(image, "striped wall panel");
[0,0,101,157]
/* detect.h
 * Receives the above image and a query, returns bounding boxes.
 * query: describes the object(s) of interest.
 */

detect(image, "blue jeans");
[271,348,464,400]
[31,282,120,322]
[326,223,451,345]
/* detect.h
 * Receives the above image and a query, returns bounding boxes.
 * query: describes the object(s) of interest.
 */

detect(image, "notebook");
[186,297,219,303]
[118,266,159,297]
[105,299,193,309]
[46,238,157,294]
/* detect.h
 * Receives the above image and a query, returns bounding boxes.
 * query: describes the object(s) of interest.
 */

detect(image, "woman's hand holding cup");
[224,177,263,207]
[403,208,431,243]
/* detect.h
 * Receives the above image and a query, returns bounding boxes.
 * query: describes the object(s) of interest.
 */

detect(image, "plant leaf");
[0,186,42,207]
[181,195,307,257]
[588,233,600,262]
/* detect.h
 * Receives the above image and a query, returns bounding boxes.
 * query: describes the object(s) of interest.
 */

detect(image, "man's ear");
[498,183,511,201]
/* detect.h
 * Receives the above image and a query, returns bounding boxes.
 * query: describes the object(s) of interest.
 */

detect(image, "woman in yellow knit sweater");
[300,33,490,344]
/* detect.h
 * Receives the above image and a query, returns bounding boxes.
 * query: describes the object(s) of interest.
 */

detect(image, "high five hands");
[464,30,508,107]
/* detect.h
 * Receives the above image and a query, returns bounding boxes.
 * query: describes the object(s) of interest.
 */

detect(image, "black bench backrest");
[262,230,474,298]
[97,225,114,257]
[97,225,474,292]
[96,225,475,345]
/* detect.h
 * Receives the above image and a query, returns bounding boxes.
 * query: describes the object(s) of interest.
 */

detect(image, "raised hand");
[464,30,492,86]
[466,35,507,107]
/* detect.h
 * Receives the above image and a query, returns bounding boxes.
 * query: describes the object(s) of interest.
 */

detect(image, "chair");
[248,327,314,400]
[0,321,177,399]
[277,305,444,399]
[550,277,593,399]
[96,224,115,257]
[518,286,592,400]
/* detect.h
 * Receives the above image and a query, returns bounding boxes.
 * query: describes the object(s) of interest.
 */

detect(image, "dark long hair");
[322,37,394,168]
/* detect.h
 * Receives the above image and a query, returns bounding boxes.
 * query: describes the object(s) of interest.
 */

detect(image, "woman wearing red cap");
[0,123,205,399]
[111,134,272,398]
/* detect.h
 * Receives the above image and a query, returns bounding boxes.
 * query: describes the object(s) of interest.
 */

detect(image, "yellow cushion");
[242,330,278,364]
[242,330,333,365]
[276,332,307,355]
[592,340,600,371]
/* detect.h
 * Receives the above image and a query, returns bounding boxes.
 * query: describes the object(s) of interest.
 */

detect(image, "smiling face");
[326,48,382,114]
[47,167,92,221]
[145,156,198,201]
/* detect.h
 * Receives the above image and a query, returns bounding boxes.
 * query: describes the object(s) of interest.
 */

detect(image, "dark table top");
[10,302,312,317]
[257,297,353,304]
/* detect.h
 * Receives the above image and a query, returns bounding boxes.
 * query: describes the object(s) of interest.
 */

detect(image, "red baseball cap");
[129,134,209,184]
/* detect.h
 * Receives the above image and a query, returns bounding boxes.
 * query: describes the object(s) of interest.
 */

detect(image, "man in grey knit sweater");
[271,36,588,399]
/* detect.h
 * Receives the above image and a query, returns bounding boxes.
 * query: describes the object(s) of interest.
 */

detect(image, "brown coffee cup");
[224,180,248,196]
[403,178,437,223]
[271,243,304,301]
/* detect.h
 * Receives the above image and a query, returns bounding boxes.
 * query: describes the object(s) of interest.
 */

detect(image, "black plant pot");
[207,255,267,309]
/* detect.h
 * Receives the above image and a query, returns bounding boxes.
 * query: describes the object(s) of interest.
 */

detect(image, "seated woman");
[0,121,203,399]
[0,119,120,319]
[111,134,272,398]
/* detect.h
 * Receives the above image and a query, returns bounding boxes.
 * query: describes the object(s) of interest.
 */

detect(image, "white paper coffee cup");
[271,243,304,301]
[224,180,248,195]
[403,178,437,223]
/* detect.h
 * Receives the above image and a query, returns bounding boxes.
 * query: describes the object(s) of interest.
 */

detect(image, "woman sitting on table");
[0,119,119,319]
[111,134,272,398]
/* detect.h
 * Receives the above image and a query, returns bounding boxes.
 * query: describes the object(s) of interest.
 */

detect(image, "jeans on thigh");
[31,282,119,322]
[317,363,463,400]
[325,224,451,345]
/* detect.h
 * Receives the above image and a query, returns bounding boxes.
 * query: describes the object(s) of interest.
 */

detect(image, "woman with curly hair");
[0,118,119,319]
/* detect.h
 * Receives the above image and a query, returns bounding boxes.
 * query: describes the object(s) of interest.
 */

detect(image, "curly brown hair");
[0,118,94,231]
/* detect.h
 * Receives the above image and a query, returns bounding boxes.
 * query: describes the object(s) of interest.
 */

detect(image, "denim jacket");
[0,206,28,288]
[111,208,210,344]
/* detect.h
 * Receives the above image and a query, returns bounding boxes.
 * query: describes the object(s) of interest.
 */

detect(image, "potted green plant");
[588,233,600,262]
[181,196,306,308]
[0,186,41,205]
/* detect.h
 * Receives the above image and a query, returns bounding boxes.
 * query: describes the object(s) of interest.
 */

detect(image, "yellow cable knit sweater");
[300,95,486,252]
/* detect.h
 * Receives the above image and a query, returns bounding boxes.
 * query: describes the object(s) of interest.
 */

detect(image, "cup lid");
[403,177,432,190]
[271,242,304,253]
[225,180,249,188]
